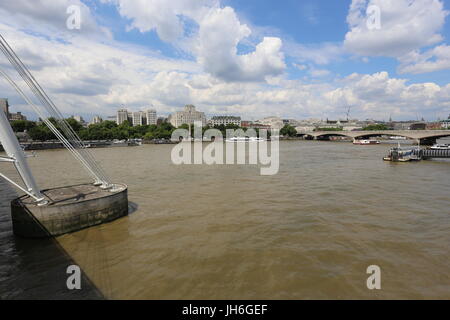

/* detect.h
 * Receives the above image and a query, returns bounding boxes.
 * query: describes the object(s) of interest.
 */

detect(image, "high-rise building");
[0,98,9,119]
[116,109,129,125]
[146,109,157,125]
[132,111,145,126]
[168,105,206,128]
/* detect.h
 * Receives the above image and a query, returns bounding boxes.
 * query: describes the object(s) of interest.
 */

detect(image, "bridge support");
[420,137,437,146]
[0,109,45,203]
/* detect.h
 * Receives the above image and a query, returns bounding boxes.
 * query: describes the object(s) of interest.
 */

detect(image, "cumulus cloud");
[104,1,286,82]
[284,41,344,65]
[0,0,110,39]
[325,71,450,119]
[398,45,450,74]
[0,0,449,122]
[196,7,285,81]
[0,23,198,116]
[344,0,448,57]
[103,0,213,43]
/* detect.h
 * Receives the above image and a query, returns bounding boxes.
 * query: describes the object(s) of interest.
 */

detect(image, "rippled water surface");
[1,141,449,299]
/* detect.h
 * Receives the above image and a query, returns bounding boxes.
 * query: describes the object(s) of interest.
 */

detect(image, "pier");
[416,148,450,159]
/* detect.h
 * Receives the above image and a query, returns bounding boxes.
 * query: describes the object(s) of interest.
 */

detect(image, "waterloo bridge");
[300,130,450,145]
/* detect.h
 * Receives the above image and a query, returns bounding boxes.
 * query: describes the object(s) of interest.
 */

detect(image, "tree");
[314,127,343,131]
[11,120,36,132]
[280,124,298,137]
[363,124,389,131]
[28,125,54,141]
[66,118,83,132]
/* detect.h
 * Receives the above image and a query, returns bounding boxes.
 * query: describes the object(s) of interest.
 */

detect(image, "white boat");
[225,137,265,142]
[430,144,450,150]
[353,139,380,145]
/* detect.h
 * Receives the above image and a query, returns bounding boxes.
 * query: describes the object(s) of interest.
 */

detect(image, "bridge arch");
[352,131,406,139]
[313,132,353,140]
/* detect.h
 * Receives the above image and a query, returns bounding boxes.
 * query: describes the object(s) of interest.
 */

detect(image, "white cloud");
[0,0,110,39]
[293,63,307,71]
[103,0,214,43]
[285,41,344,65]
[309,68,331,78]
[344,0,449,57]
[196,7,285,81]
[104,1,286,82]
[398,45,450,74]
[0,0,449,122]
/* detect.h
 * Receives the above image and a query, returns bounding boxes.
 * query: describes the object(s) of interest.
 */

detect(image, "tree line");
[10,119,298,141]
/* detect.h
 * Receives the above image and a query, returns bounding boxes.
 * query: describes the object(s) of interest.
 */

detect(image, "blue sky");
[0,0,449,121]
[87,0,450,85]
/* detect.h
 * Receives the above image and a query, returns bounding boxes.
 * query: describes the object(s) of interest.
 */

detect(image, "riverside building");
[132,111,145,126]
[116,109,129,125]
[209,116,241,127]
[146,109,157,125]
[168,105,206,128]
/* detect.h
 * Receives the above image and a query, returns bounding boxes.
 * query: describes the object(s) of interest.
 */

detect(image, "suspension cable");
[0,35,111,186]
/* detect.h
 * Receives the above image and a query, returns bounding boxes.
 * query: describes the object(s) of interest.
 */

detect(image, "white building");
[146,109,157,125]
[441,116,450,129]
[258,116,284,130]
[73,115,84,123]
[132,111,145,126]
[168,105,206,127]
[295,126,316,134]
[116,109,129,125]
[92,115,103,124]
[209,116,241,127]
[72,115,87,127]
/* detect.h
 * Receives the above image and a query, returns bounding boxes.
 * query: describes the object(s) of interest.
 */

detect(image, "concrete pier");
[11,183,128,238]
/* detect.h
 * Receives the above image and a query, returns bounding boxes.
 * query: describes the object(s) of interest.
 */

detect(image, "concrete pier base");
[11,183,128,238]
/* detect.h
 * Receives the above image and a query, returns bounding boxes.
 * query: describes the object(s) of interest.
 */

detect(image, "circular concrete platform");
[11,183,128,238]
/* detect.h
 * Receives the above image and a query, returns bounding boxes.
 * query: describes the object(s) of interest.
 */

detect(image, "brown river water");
[1,140,449,299]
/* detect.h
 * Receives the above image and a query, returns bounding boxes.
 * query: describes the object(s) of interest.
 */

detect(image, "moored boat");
[353,139,380,145]
[225,137,265,142]
[430,143,450,150]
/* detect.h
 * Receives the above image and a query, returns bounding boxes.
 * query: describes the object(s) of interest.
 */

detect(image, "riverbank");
[0,140,142,151]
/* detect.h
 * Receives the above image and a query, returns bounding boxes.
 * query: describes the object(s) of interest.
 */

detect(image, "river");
[1,140,449,299]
